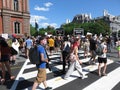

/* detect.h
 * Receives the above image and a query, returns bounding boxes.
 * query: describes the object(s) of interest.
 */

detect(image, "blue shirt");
[36,45,47,68]
[25,39,32,47]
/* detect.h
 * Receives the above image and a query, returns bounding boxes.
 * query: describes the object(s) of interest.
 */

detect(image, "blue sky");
[29,0,120,28]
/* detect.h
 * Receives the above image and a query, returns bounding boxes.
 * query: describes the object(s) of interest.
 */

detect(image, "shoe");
[1,78,5,85]
[102,73,107,76]
[82,75,88,79]
[64,77,69,80]
[98,73,101,76]
[45,87,52,90]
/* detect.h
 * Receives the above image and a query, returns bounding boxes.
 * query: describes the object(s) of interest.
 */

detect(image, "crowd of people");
[0,33,120,90]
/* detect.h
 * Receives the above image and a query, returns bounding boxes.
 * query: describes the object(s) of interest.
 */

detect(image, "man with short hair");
[48,36,55,55]
[25,36,33,58]
[32,36,52,90]
[89,36,97,64]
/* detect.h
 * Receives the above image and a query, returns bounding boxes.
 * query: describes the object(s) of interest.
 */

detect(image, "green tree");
[30,24,37,36]
[38,26,56,36]
[61,19,110,36]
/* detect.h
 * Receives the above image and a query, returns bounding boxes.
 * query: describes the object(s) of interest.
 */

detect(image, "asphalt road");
[0,48,120,90]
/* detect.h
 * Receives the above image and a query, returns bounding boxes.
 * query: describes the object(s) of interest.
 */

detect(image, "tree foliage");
[30,24,37,36]
[61,19,110,36]
[30,19,110,37]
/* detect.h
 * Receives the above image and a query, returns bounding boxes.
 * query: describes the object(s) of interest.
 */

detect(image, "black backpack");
[29,45,41,64]
[64,43,70,53]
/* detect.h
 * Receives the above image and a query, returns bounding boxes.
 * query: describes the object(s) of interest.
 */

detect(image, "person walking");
[10,37,20,65]
[64,38,88,79]
[32,36,52,90]
[48,36,55,55]
[25,36,33,58]
[83,38,90,58]
[61,36,71,74]
[98,40,108,76]
[88,35,97,64]
[116,38,120,58]
[0,38,15,84]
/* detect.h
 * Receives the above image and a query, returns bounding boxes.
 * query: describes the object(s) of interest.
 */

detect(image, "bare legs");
[98,63,107,76]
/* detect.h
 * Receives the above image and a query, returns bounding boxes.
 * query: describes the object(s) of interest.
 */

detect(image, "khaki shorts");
[35,68,46,83]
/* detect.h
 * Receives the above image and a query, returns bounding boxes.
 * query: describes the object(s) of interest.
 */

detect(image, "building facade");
[0,0,30,38]
[103,10,120,33]
[72,13,92,23]
[72,10,120,35]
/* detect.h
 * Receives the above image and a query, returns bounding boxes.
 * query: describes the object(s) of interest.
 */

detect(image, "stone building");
[103,10,120,33]
[72,13,92,23]
[0,0,30,38]
[72,10,120,36]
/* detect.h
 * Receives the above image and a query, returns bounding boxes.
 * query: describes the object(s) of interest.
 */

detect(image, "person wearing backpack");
[32,36,52,90]
[61,36,71,74]
[88,35,97,64]
[64,38,88,80]
[98,40,108,76]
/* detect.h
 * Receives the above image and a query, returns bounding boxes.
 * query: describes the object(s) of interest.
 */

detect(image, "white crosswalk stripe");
[10,50,120,90]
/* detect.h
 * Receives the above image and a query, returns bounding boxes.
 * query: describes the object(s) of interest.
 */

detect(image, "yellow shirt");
[48,38,54,47]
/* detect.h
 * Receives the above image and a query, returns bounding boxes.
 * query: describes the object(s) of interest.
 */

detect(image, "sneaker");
[82,75,88,79]
[45,87,52,90]
[63,77,69,80]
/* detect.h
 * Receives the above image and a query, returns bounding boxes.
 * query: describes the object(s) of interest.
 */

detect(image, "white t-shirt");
[100,43,107,58]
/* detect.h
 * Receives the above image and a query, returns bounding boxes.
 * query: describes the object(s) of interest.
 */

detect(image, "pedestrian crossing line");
[13,55,112,89]
[83,66,120,90]
[47,50,84,55]
[37,60,113,90]
[10,58,30,90]
[112,82,120,90]
[10,48,115,90]
[53,62,120,90]
[24,64,36,69]
[24,59,113,90]
[21,57,101,80]
[49,54,61,58]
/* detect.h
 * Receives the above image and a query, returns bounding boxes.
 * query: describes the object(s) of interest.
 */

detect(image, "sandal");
[103,73,107,76]
[98,73,101,76]
[1,78,5,84]
[10,76,15,80]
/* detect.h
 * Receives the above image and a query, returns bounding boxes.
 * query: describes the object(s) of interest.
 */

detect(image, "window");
[14,0,19,11]
[14,22,20,34]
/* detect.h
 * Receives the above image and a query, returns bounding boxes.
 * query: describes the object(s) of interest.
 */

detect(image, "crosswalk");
[10,50,120,90]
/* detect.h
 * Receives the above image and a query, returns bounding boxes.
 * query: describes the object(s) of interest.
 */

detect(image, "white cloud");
[44,2,53,7]
[30,15,58,28]
[34,6,49,11]
[30,15,47,25]
[40,23,58,28]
